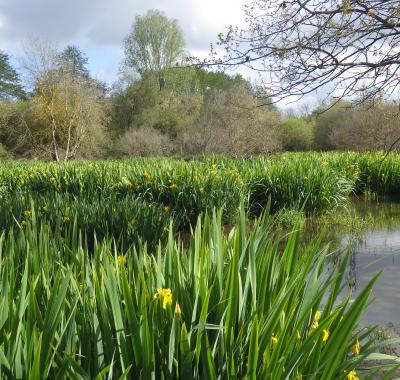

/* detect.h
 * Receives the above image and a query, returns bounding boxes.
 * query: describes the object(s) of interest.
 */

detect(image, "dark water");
[332,198,400,326]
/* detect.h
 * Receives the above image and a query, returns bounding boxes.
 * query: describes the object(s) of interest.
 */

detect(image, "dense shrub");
[279,117,314,151]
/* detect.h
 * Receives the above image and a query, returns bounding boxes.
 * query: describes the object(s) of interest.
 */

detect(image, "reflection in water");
[307,197,400,326]
[338,198,400,326]
[353,254,400,326]
[347,251,357,293]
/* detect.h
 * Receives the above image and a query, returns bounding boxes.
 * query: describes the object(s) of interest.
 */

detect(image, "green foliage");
[245,156,352,215]
[57,45,90,78]
[193,70,249,97]
[109,68,251,140]
[2,152,400,228]
[1,194,172,251]
[0,205,395,378]
[314,100,400,152]
[110,69,203,138]
[0,99,41,157]
[123,9,185,89]
[279,117,314,151]
[314,101,356,151]
[0,44,107,161]
[0,155,357,227]
[0,143,9,160]
[0,154,397,377]
[0,50,25,99]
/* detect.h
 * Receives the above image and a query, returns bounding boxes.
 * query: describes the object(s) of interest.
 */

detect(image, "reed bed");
[0,153,399,377]
[0,207,397,379]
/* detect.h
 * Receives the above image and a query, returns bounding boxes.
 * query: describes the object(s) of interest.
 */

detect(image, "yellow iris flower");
[347,369,359,380]
[322,329,329,343]
[352,338,360,356]
[154,288,173,309]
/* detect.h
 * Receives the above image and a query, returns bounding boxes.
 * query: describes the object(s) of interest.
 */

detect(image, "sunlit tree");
[123,9,186,90]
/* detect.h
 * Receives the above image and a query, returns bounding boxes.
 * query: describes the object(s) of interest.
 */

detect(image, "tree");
[0,100,31,156]
[314,99,400,151]
[182,82,281,155]
[215,0,400,104]
[109,67,253,134]
[314,99,353,150]
[57,45,108,96]
[33,67,106,161]
[57,45,90,78]
[17,40,106,161]
[0,51,25,99]
[123,9,186,90]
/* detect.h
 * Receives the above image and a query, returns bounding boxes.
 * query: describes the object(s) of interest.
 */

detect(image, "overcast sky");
[0,0,247,83]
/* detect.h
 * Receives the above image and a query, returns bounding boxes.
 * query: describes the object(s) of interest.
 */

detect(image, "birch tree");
[20,40,105,161]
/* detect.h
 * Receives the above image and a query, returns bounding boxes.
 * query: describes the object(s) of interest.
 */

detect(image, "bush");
[116,127,175,156]
[279,117,314,151]
[0,143,9,160]
[314,99,400,152]
[182,85,282,155]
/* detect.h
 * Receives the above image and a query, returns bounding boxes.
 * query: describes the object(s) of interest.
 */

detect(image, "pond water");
[328,198,400,326]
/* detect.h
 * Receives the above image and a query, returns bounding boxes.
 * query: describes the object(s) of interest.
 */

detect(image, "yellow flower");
[311,320,319,330]
[352,338,360,356]
[169,184,178,190]
[154,288,173,309]
[63,215,70,223]
[163,206,170,212]
[117,255,126,268]
[121,177,133,188]
[175,303,182,318]
[23,210,32,219]
[296,330,301,342]
[271,335,278,347]
[347,369,359,380]
[314,310,321,322]
[322,329,329,343]
[144,172,152,181]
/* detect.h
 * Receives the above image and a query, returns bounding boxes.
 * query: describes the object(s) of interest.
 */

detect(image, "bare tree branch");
[200,0,400,105]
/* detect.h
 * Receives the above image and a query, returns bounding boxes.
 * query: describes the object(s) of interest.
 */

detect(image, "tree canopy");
[123,9,186,89]
[57,45,90,78]
[0,51,25,99]
[215,0,400,103]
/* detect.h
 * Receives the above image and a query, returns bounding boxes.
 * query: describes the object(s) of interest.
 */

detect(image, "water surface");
[329,198,400,326]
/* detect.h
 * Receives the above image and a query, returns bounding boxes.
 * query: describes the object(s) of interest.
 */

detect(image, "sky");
[0,0,323,111]
[0,0,247,84]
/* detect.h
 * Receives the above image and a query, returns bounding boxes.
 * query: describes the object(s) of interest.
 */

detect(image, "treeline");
[0,9,398,161]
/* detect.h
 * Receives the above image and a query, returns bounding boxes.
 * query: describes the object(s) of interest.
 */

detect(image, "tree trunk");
[51,129,59,162]
[65,124,72,162]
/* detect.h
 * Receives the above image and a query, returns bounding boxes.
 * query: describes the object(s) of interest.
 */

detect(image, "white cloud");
[0,0,247,84]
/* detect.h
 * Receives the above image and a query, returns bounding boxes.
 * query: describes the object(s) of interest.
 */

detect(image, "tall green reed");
[0,207,396,379]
